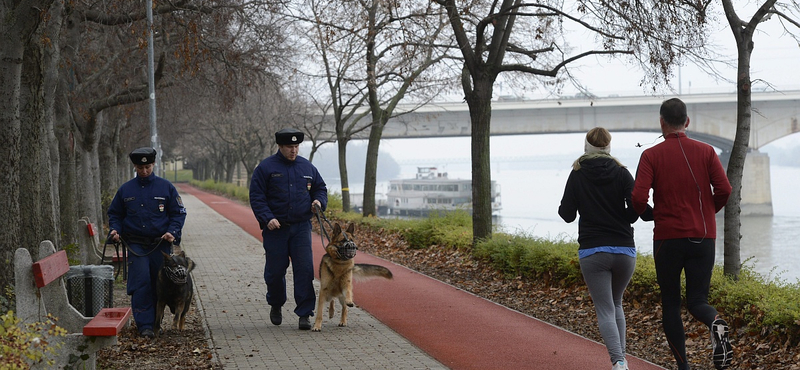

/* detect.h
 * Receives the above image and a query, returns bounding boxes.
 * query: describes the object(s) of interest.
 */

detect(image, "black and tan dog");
[312,222,392,332]
[155,250,196,337]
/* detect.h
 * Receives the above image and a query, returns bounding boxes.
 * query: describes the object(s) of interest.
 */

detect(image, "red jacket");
[632,132,732,240]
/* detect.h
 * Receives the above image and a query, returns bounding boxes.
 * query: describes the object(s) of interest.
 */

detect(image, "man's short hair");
[660,98,688,128]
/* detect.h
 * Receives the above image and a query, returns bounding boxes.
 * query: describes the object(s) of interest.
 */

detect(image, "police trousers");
[261,220,316,317]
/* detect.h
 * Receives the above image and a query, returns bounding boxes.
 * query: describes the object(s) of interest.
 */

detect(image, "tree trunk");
[99,115,122,227]
[20,23,50,253]
[337,138,351,212]
[0,24,24,295]
[41,2,65,249]
[362,113,386,217]
[73,111,105,262]
[465,78,494,243]
[723,38,754,279]
[1,0,57,291]
[720,0,777,279]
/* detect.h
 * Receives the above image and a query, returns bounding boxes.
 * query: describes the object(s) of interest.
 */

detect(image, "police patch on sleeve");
[177,196,184,207]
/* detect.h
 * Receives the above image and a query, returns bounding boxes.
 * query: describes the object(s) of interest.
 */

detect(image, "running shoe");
[711,318,733,369]
[611,360,627,370]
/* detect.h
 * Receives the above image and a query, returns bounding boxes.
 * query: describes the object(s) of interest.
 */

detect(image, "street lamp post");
[146,0,160,175]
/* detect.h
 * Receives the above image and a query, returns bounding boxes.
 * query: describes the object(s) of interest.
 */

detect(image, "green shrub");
[474,232,582,284]
[327,192,343,213]
[628,253,660,296]
[710,265,800,338]
[395,211,473,250]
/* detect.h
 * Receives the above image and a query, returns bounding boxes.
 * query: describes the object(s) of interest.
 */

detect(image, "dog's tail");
[353,264,393,280]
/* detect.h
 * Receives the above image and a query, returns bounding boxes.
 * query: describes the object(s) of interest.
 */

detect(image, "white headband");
[584,138,611,154]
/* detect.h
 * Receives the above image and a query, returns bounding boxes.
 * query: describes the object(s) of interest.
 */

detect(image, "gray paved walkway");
[180,192,446,369]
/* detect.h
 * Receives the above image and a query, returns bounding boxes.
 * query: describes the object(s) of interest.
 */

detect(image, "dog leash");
[313,203,357,260]
[313,203,334,242]
[104,232,171,260]
[102,233,171,280]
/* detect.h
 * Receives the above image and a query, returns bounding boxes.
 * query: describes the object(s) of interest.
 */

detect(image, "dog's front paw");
[311,326,322,332]
[338,322,347,327]
[346,301,354,307]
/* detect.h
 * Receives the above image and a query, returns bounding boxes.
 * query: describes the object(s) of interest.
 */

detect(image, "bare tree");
[433,0,712,243]
[361,0,457,217]
[287,0,373,212]
[719,0,800,278]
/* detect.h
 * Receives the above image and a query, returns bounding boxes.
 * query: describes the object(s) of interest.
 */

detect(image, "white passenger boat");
[386,167,501,216]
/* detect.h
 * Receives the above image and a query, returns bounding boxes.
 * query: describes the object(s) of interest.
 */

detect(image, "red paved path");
[178,184,665,370]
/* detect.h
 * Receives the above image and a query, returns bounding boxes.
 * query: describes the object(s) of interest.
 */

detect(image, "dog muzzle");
[165,265,188,284]
[337,240,357,261]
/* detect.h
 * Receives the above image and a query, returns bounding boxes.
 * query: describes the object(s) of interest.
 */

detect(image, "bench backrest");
[15,242,90,332]
[32,250,69,288]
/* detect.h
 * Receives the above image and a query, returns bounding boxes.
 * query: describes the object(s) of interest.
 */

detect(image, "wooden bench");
[15,241,132,369]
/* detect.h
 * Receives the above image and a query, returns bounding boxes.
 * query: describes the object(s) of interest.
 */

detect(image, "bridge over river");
[373,91,800,216]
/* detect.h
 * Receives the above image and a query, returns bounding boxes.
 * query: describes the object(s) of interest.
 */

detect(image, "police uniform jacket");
[250,150,327,229]
[108,174,187,243]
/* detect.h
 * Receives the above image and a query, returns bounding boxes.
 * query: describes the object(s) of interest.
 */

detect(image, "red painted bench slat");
[32,250,70,288]
[83,307,133,336]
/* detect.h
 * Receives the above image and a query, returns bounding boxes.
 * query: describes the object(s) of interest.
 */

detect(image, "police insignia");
[159,204,165,212]
[177,196,184,207]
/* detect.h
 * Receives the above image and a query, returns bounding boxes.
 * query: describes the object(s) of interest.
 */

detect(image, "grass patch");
[163,169,194,183]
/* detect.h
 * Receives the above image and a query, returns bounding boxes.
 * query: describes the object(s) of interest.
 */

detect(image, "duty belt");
[123,234,163,246]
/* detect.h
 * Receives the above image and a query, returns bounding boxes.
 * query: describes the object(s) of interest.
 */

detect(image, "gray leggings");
[579,252,636,365]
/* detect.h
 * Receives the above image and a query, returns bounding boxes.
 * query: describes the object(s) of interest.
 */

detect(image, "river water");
[328,133,800,283]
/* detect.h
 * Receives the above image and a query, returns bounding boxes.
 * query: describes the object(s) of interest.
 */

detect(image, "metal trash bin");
[65,265,114,317]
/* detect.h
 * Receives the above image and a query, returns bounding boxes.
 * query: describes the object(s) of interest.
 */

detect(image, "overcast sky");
[554,9,800,98]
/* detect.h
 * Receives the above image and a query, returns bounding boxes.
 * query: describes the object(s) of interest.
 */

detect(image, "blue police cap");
[275,128,304,145]
[129,147,156,165]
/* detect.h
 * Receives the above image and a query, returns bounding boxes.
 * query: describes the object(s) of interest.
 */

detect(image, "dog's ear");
[332,222,342,236]
[178,250,186,257]
[186,257,196,273]
[161,251,171,259]
[346,222,355,235]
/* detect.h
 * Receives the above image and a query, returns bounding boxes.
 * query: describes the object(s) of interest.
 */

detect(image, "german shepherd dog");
[155,250,196,337]
[312,222,393,332]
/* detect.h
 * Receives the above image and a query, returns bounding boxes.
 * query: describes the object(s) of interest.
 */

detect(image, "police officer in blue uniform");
[250,128,327,330]
[107,147,187,338]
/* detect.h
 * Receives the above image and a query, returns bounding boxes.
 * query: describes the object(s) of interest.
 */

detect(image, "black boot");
[298,316,311,330]
[270,306,282,326]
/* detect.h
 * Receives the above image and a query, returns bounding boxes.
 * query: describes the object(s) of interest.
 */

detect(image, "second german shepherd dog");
[155,250,196,337]
[313,222,392,332]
